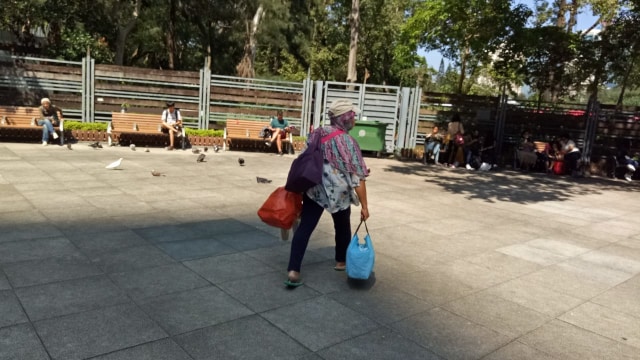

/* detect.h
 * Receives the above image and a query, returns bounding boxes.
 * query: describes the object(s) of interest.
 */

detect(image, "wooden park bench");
[224,119,293,153]
[0,106,64,145]
[109,112,185,149]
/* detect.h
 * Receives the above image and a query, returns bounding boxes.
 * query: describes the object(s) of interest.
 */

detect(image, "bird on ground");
[151,170,165,177]
[192,148,200,154]
[256,176,272,184]
[130,144,136,151]
[204,147,208,152]
[89,141,99,149]
[196,153,206,163]
[238,158,245,166]
[66,143,73,150]
[97,142,103,148]
[145,146,150,152]
[105,158,123,169]
[213,145,219,153]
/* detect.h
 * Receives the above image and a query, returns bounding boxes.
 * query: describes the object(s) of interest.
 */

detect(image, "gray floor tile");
[156,238,237,261]
[133,225,208,243]
[391,307,511,360]
[482,341,558,360]
[0,290,28,328]
[484,278,584,317]
[34,303,167,360]
[0,270,10,290]
[184,252,276,284]
[68,230,149,256]
[328,281,433,325]
[390,269,475,305]
[217,271,321,312]
[176,315,310,360]
[15,275,130,321]
[262,296,380,352]
[519,320,640,360]
[179,218,258,236]
[139,286,253,335]
[317,327,442,360]
[90,245,175,273]
[215,230,282,251]
[592,275,640,318]
[243,244,327,272]
[2,254,103,288]
[88,338,193,360]
[0,237,80,264]
[0,323,50,360]
[442,292,551,338]
[559,302,640,349]
[518,265,615,300]
[464,251,542,278]
[109,263,209,300]
[0,222,63,243]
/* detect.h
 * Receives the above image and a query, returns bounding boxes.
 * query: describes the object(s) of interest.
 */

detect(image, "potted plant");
[120,102,130,113]
[185,128,224,147]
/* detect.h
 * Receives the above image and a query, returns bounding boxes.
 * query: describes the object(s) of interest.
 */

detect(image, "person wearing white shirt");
[161,101,182,150]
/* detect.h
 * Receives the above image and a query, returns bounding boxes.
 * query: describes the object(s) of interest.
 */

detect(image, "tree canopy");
[1,0,639,106]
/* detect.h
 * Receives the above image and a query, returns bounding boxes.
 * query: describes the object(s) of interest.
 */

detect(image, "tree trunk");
[115,0,142,66]
[236,5,264,78]
[617,55,636,108]
[567,0,579,32]
[166,0,177,70]
[555,0,568,29]
[457,46,470,94]
[346,0,360,90]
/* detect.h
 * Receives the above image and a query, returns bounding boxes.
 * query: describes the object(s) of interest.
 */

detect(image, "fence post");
[314,80,324,130]
[396,87,411,151]
[198,67,211,130]
[582,95,599,171]
[494,85,507,162]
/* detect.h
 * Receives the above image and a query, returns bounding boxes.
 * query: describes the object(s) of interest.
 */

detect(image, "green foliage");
[64,121,108,131]
[184,128,224,137]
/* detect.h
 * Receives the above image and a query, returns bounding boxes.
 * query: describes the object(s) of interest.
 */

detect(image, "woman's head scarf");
[308,99,369,178]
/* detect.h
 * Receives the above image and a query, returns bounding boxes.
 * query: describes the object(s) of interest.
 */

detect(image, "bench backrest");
[225,119,270,140]
[0,106,40,126]
[111,112,162,133]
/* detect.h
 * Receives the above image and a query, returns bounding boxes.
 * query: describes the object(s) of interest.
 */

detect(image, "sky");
[420,0,601,68]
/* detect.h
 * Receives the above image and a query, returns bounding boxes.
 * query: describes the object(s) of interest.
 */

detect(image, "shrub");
[64,121,108,131]
[185,128,224,137]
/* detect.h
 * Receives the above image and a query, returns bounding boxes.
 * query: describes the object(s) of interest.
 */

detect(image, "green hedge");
[185,128,224,137]
[64,121,108,131]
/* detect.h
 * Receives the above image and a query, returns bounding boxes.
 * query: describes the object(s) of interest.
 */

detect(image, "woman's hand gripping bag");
[346,220,375,280]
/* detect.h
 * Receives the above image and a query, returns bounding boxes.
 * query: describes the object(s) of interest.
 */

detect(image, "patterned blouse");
[306,161,362,214]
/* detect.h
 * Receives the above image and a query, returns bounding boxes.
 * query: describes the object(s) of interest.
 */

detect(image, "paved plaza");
[1,141,640,360]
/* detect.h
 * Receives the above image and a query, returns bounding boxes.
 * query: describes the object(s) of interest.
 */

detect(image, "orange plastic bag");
[257,187,303,229]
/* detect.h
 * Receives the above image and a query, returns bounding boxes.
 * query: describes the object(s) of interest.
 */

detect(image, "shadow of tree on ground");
[383,163,639,204]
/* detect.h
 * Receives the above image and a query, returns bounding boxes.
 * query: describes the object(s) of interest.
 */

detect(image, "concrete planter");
[187,136,224,147]
[68,130,108,142]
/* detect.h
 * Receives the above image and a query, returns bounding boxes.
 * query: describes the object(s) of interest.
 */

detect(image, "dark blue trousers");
[287,194,352,272]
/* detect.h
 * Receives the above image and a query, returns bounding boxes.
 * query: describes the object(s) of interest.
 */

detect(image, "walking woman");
[285,99,370,287]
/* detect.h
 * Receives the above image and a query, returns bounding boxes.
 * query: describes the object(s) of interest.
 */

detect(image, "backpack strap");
[321,130,345,143]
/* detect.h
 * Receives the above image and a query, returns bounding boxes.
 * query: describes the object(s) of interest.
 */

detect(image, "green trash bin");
[348,120,387,156]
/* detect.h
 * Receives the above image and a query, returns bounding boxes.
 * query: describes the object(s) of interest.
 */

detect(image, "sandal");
[334,262,346,271]
[284,271,303,288]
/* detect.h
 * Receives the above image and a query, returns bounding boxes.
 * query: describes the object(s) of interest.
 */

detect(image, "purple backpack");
[285,130,344,193]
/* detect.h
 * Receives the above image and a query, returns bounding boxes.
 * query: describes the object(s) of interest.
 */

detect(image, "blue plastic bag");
[346,220,375,280]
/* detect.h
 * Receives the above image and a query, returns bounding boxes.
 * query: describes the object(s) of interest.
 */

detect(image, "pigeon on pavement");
[213,145,219,153]
[204,147,208,152]
[97,142,103,148]
[192,148,200,154]
[145,146,150,152]
[256,176,272,184]
[66,143,73,150]
[105,158,123,169]
[89,141,99,149]
[238,158,245,166]
[130,144,136,151]
[196,153,206,163]
[151,170,165,177]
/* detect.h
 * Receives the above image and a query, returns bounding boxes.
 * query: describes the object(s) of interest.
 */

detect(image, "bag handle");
[353,219,369,235]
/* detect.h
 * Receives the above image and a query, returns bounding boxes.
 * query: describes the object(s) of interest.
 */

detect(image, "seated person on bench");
[265,110,290,155]
[161,101,182,150]
[38,98,63,146]
[423,126,444,165]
